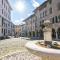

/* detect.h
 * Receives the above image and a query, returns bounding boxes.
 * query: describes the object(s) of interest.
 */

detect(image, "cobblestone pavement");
[0,37,41,60]
[1,51,40,60]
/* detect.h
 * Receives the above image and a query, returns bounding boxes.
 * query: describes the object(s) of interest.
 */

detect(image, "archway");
[52,28,56,39]
[39,29,44,39]
[29,32,31,37]
[57,28,60,39]
[32,31,35,37]
[36,31,39,37]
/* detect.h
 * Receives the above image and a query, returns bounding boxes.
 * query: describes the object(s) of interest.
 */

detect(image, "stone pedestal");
[43,20,52,45]
[43,27,52,42]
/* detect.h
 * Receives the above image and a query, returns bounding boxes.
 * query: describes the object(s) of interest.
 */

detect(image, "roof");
[23,14,35,22]
[34,1,48,12]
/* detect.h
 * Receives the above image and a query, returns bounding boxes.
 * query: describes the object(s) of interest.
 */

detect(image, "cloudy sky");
[8,0,46,25]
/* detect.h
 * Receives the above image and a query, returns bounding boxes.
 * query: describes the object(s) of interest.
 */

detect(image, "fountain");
[25,20,60,60]
[43,20,52,47]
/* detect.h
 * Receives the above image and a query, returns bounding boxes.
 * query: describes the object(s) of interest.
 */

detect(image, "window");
[2,0,3,5]
[40,13,42,18]
[42,20,44,24]
[4,3,5,8]
[6,24,7,27]
[40,21,41,26]
[45,10,47,16]
[57,2,60,10]
[8,30,10,33]
[6,6,7,10]
[33,19,35,22]
[2,17,4,26]
[2,9,3,14]
[8,23,10,26]
[52,17,54,23]
[49,7,52,14]
[43,12,45,17]
[6,29,7,33]
[49,0,52,4]
[4,22,5,27]
[40,13,43,18]
[55,16,58,23]
[58,15,60,22]
[2,29,3,33]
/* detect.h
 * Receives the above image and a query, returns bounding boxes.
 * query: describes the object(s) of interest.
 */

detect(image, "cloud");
[14,20,20,25]
[19,18,25,24]
[32,0,40,8]
[14,18,25,25]
[27,13,32,17]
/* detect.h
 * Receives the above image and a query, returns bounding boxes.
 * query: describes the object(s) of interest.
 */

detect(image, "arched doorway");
[57,28,60,39]
[36,31,39,37]
[39,29,44,39]
[29,32,31,37]
[33,31,35,37]
[52,29,56,39]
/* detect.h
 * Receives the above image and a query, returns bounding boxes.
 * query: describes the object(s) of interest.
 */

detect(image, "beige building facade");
[15,25,21,37]
[24,14,37,38]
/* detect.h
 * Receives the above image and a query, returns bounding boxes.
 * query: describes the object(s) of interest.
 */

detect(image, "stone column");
[56,31,58,40]
[55,29,59,40]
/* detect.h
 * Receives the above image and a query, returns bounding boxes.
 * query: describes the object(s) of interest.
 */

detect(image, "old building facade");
[24,14,37,38]
[34,0,60,40]
[23,0,60,40]
[20,24,27,37]
[0,0,13,38]
[14,25,21,37]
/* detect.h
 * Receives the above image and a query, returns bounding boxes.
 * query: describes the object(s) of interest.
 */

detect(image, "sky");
[8,0,46,25]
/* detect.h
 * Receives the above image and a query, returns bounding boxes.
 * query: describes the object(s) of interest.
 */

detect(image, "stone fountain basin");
[25,40,60,60]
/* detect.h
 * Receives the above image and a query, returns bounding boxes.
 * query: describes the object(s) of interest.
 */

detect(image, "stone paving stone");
[1,51,40,60]
[0,37,41,60]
